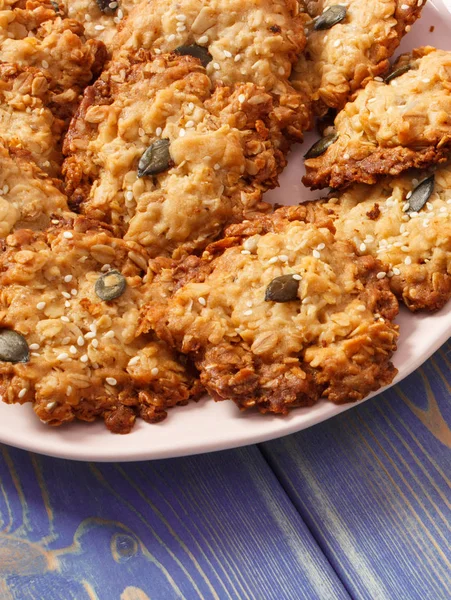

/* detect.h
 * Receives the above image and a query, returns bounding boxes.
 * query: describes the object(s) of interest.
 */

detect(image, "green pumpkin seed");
[304,133,338,159]
[265,275,300,303]
[407,175,435,214]
[95,0,117,14]
[138,139,172,178]
[384,64,411,84]
[174,45,213,68]
[314,5,347,30]
[0,329,29,363]
[95,270,127,301]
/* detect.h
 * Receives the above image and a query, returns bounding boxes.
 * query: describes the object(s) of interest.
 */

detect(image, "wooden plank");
[0,445,349,600]
[261,340,451,600]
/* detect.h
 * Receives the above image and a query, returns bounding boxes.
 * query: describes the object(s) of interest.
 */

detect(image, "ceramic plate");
[1,0,450,461]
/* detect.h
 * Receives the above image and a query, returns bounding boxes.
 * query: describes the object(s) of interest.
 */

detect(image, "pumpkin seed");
[138,139,172,178]
[174,45,213,68]
[95,270,127,301]
[0,330,29,363]
[314,5,347,30]
[265,275,300,303]
[304,133,338,159]
[95,0,117,14]
[384,64,411,84]
[407,175,435,214]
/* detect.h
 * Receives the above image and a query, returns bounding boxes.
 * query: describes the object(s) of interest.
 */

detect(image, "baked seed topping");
[138,139,172,178]
[95,270,127,301]
[265,275,300,303]
[0,329,30,364]
[174,44,213,68]
[95,0,118,14]
[384,64,411,84]
[314,6,347,30]
[407,175,435,214]
[304,133,338,159]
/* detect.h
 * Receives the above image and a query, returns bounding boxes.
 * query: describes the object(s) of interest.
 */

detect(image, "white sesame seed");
[128,356,140,366]
[365,235,375,243]
[406,191,412,199]
[175,14,186,21]
[246,300,253,308]
[268,257,278,264]
[51,219,59,225]
[57,352,69,360]
[156,127,162,136]
[60,316,70,323]
[213,163,221,170]
[29,343,40,351]
[402,215,410,222]
[41,59,49,69]
[85,332,96,339]
[64,275,73,283]
[278,254,289,262]
[404,257,412,265]
[18,388,27,399]
[77,336,85,347]
[103,330,115,339]
[224,50,232,58]
[312,250,321,259]
[359,243,366,252]
[106,377,117,386]
[401,245,409,252]
[167,34,176,42]
[63,232,73,239]
[417,0,424,6]
[185,120,195,128]
[422,78,431,83]
[402,202,410,212]
[85,14,91,21]
[94,24,105,31]
[316,243,325,251]
[376,272,386,279]
[234,54,241,62]
[401,4,409,9]
[198,297,206,306]
[65,301,71,309]
[213,62,220,70]
[151,367,159,376]
[62,337,71,345]
[356,305,366,312]
[243,310,253,316]
[36,301,46,310]
[80,354,88,363]
[292,274,302,281]
[46,401,57,411]
[101,264,111,272]
[333,39,341,48]
[125,191,134,201]
[241,250,251,255]
[89,324,97,333]
[66,386,72,396]
[393,268,401,275]
[387,270,394,278]
[374,76,384,82]
[179,128,186,137]
[31,352,40,357]
[422,220,429,228]
[62,291,71,299]
[238,94,246,103]
[177,24,186,32]
[198,35,209,44]
[91,339,99,348]
[69,345,77,355]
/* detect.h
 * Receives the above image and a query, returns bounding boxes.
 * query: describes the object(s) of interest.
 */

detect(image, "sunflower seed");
[95,270,127,301]
[304,133,338,159]
[384,64,411,83]
[265,275,300,303]
[138,139,172,178]
[407,176,435,214]
[314,6,347,30]
[174,44,212,68]
[0,330,30,363]
[95,0,117,14]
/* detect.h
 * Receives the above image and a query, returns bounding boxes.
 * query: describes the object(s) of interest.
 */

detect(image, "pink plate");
[1,0,450,461]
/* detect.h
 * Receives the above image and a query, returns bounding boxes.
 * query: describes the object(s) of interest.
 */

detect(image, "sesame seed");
[41,60,49,69]
[198,35,209,44]
[151,367,159,376]
[66,386,72,396]
[103,331,115,339]
[185,120,195,128]
[69,345,77,355]
[376,272,386,279]
[176,14,186,21]
[241,250,251,255]
[167,34,176,42]
[77,336,85,347]
[156,127,163,137]
[268,257,278,264]
[234,54,241,62]
[60,316,70,323]
[316,243,325,251]
[406,191,412,199]
[224,50,232,58]
[94,24,105,31]
[36,302,46,310]
[333,39,340,48]
[65,301,71,309]
[29,343,40,350]
[91,339,99,348]
[51,219,59,225]
[359,243,367,252]
[312,250,321,259]
[387,270,394,278]
[89,324,97,333]
[128,356,140,366]
[62,337,71,345]
[198,297,206,306]
[179,128,186,137]
[393,268,401,275]
[214,163,221,170]
[402,202,410,212]
[64,275,73,283]
[80,354,88,363]
[31,352,40,357]
[238,94,246,103]
[422,78,431,83]
[278,254,289,262]
[356,305,366,312]
[401,245,409,252]
[57,352,69,360]
[212,62,220,70]
[106,377,117,386]
[177,24,186,32]
[101,264,111,272]
[18,388,27,399]
[62,291,71,299]
[243,310,253,316]
[404,257,412,265]
[125,191,134,201]
[246,300,253,308]
[85,332,96,339]
[422,220,429,228]
[63,232,73,239]
[365,235,375,243]
[292,274,302,281]
[46,401,57,411]
[401,4,409,9]
[374,76,384,82]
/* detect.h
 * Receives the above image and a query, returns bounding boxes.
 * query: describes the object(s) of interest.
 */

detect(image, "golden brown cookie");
[63,51,286,258]
[303,47,451,190]
[147,206,399,414]
[0,216,201,433]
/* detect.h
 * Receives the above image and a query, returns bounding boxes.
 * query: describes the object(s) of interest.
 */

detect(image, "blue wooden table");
[0,341,450,599]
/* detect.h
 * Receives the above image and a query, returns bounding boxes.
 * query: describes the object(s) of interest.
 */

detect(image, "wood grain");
[0,445,348,599]
[261,340,451,600]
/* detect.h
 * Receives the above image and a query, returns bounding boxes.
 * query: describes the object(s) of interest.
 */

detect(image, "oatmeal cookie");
[63,51,286,258]
[0,216,201,433]
[112,0,312,140]
[0,63,65,175]
[0,139,70,236]
[147,206,399,414]
[292,0,425,116]
[61,0,140,48]
[0,0,106,117]
[303,47,451,190]
[308,162,451,311]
